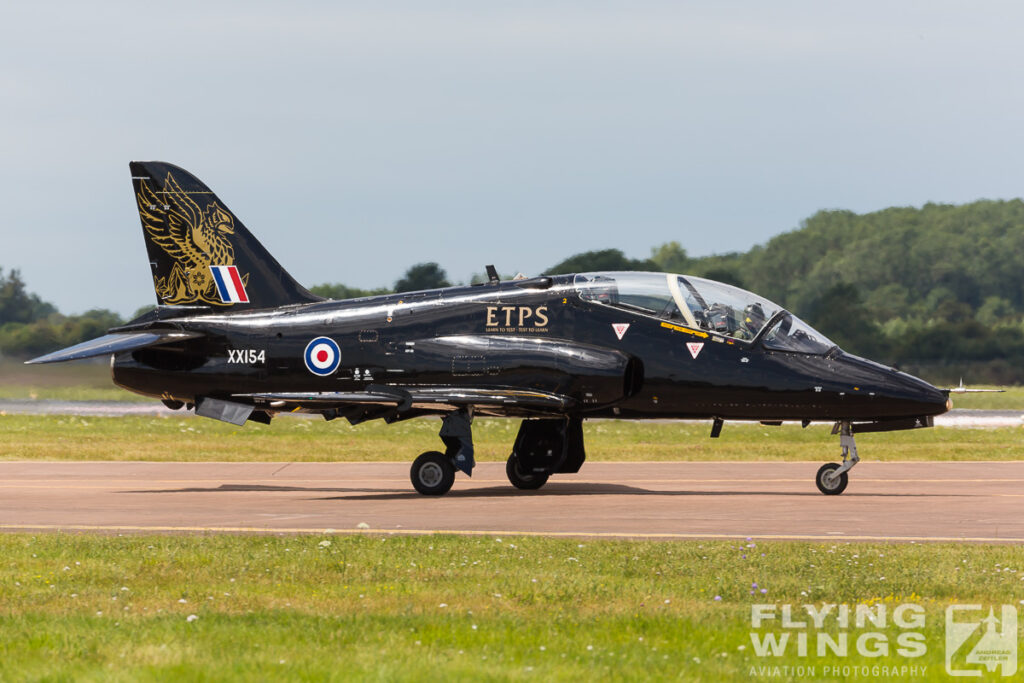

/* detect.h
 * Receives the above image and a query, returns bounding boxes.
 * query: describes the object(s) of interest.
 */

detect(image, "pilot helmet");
[707,303,732,333]
[744,303,766,326]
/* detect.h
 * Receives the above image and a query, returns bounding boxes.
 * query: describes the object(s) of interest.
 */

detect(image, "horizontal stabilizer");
[24,331,202,365]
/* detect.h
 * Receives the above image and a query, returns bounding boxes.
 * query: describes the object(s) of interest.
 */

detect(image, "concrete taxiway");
[1,461,1022,542]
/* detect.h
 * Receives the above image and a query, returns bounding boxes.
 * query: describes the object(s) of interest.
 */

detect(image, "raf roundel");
[304,337,341,376]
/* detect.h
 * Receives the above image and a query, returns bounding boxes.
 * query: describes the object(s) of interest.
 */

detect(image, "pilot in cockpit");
[706,302,767,340]
[740,303,766,339]
[706,303,740,336]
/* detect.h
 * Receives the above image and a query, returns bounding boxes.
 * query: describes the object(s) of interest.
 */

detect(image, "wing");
[136,172,209,270]
[238,385,576,421]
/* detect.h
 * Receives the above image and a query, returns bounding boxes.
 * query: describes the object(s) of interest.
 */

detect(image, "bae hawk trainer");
[29,162,952,496]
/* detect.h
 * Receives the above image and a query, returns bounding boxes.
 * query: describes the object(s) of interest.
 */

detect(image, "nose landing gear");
[816,421,859,495]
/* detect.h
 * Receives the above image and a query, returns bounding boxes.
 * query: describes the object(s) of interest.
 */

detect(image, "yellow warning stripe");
[659,321,708,338]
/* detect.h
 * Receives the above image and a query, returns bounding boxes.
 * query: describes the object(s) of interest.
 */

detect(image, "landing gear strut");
[439,408,475,476]
[816,421,859,495]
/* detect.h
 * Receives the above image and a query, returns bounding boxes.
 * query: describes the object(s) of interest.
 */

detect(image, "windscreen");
[761,313,836,354]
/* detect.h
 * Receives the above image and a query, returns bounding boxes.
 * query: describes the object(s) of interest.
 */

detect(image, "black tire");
[411,451,455,496]
[815,462,848,495]
[506,453,549,490]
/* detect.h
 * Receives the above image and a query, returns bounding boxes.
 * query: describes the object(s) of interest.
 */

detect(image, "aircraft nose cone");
[836,352,949,418]
[893,373,949,416]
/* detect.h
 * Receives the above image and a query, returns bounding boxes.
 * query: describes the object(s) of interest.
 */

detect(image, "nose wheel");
[816,421,859,496]
[815,462,848,495]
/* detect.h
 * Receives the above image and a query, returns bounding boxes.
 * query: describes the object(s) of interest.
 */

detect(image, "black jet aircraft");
[29,162,953,496]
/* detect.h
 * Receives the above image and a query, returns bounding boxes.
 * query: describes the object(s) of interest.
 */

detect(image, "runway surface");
[2,461,1023,542]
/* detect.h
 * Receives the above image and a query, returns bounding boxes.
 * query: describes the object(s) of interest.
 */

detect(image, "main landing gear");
[815,421,859,495]
[408,413,586,496]
[410,408,474,496]
[410,451,456,496]
[506,452,548,490]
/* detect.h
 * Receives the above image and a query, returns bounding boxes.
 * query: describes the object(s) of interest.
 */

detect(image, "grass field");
[1,413,1022,463]
[0,533,1021,681]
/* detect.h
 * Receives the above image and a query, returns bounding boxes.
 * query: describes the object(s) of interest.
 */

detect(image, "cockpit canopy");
[574,272,836,355]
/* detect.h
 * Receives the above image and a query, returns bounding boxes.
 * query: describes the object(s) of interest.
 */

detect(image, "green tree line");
[5,199,1024,382]
[0,268,125,358]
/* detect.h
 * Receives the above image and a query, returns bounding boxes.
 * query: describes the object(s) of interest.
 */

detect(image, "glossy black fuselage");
[112,275,948,423]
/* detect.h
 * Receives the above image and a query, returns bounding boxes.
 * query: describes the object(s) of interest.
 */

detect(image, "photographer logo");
[945,605,1017,677]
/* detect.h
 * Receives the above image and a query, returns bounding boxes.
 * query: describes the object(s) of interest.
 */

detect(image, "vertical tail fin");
[130,161,321,310]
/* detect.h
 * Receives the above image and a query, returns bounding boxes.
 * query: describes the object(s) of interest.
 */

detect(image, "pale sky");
[3,1,1024,316]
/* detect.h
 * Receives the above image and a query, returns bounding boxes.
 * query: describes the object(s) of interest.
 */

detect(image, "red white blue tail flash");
[210,265,249,304]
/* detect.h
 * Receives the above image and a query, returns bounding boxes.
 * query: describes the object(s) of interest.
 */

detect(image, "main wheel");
[815,462,848,495]
[411,451,456,496]
[506,453,550,490]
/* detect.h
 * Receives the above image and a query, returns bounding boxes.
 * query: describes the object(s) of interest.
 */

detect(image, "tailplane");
[130,161,321,310]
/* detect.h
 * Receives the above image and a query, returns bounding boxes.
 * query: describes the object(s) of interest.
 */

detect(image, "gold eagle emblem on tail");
[136,172,249,306]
